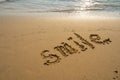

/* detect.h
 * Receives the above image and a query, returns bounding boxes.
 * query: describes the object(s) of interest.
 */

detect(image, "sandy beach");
[0,15,120,80]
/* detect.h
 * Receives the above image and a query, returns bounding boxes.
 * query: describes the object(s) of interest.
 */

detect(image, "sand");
[0,15,120,80]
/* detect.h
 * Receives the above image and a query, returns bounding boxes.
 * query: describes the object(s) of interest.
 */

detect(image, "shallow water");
[0,0,120,17]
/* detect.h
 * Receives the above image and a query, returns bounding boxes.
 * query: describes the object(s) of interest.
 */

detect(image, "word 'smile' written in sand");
[40,33,112,66]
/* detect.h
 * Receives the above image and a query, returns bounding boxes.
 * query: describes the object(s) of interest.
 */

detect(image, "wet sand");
[0,15,120,80]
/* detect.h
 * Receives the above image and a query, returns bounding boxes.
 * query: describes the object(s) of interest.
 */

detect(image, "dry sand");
[0,15,120,80]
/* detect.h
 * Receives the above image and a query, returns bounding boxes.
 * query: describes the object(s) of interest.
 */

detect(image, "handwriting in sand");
[40,33,112,65]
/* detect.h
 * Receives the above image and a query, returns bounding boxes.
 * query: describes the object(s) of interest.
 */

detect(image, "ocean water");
[0,0,120,17]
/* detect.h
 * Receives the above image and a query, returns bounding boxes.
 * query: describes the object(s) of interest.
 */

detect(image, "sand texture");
[0,16,120,80]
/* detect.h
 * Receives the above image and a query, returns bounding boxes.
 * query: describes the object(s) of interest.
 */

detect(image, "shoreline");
[0,11,120,19]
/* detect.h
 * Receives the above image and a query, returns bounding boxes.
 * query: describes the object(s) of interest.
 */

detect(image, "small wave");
[50,8,104,13]
[50,9,76,13]
[83,8,104,11]
[0,0,120,17]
